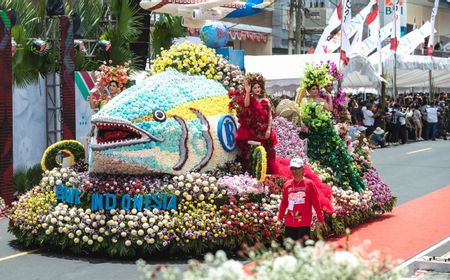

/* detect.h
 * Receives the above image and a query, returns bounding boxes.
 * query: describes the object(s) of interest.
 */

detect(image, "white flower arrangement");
[138,240,404,280]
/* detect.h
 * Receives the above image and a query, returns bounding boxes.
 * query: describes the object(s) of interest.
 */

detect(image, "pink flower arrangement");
[272,117,308,161]
[217,173,265,196]
[95,60,132,90]
[363,168,394,211]
[89,60,133,110]
[326,60,344,81]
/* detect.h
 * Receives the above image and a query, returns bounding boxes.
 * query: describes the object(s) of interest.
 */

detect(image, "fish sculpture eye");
[153,109,166,122]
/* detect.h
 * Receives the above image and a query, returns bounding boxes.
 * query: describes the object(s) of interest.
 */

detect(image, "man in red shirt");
[277,158,324,241]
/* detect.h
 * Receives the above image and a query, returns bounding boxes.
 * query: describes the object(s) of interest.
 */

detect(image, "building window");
[310,11,320,19]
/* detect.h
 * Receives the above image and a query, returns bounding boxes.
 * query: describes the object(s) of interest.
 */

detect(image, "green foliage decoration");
[301,102,365,192]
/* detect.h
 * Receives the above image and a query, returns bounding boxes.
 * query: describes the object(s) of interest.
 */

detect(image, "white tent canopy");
[244,53,382,90]
[375,54,450,89]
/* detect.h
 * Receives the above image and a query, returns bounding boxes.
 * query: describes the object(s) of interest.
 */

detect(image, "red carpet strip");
[332,185,450,262]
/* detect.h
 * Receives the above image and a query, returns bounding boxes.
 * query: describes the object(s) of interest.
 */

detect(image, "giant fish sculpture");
[89,69,238,175]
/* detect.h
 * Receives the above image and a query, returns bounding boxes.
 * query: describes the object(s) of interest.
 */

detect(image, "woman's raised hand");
[244,79,251,94]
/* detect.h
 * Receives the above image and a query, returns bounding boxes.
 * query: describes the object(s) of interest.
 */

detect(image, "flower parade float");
[8,42,395,257]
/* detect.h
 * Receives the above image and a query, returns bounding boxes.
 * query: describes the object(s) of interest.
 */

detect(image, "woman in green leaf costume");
[297,63,365,192]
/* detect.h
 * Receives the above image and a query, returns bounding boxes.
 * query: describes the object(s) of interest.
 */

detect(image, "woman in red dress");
[234,73,278,173]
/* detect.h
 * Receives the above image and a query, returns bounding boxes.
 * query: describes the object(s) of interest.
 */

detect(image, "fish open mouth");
[90,118,163,150]
[96,123,143,144]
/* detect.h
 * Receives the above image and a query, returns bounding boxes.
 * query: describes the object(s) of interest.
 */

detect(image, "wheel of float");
[41,140,85,171]
[250,145,267,182]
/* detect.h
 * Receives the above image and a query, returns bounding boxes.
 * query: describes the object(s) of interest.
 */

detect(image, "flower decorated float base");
[8,168,286,257]
[7,42,396,257]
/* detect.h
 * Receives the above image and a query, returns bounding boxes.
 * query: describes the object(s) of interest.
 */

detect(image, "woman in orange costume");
[234,73,278,173]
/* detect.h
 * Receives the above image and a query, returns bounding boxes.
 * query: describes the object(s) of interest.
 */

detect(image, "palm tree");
[2,0,48,86]
[151,14,186,57]
[1,0,143,85]
[96,0,143,67]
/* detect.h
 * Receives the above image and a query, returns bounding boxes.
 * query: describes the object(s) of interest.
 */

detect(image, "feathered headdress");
[299,63,334,91]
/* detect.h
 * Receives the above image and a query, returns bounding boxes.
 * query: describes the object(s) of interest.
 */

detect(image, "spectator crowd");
[347,92,450,148]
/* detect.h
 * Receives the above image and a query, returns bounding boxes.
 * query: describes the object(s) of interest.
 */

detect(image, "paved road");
[371,140,450,205]
[0,140,449,280]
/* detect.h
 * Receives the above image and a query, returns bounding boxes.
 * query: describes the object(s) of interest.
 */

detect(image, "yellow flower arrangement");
[151,41,243,91]
[9,187,56,233]
[251,145,267,182]
[152,42,218,79]
[41,140,85,171]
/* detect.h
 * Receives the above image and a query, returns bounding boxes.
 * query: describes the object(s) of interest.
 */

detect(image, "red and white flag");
[421,20,426,54]
[350,20,363,54]
[365,4,382,74]
[366,4,379,36]
[340,0,352,65]
[323,0,377,54]
[428,0,440,56]
[390,0,401,51]
[315,2,341,54]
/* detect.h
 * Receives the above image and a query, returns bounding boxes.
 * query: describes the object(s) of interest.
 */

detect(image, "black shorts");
[285,226,311,241]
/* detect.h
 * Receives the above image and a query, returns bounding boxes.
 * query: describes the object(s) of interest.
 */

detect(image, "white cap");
[289,158,304,168]
[357,126,367,131]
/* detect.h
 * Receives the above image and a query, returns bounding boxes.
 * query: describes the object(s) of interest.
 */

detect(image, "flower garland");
[151,41,243,91]
[41,140,85,171]
[250,146,267,182]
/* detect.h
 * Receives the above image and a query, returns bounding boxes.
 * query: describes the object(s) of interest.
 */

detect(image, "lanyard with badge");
[288,191,306,211]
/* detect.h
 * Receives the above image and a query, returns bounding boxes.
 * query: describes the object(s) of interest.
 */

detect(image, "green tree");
[1,0,142,84]
[151,14,186,57]
[96,0,143,67]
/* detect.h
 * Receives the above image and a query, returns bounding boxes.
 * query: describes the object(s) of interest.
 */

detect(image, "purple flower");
[218,173,264,196]
[272,117,308,161]
[363,168,394,210]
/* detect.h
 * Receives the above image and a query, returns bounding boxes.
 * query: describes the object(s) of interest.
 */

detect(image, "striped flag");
[315,1,342,54]
[365,4,382,74]
[422,20,426,54]
[340,0,352,65]
[390,0,401,50]
[428,0,440,56]
[350,19,364,54]
[322,0,377,54]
